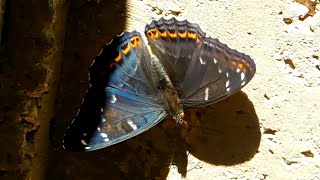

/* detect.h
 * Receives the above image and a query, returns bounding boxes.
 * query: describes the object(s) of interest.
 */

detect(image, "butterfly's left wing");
[63,31,167,151]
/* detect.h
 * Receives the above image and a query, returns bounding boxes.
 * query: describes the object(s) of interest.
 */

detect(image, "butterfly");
[63,17,256,151]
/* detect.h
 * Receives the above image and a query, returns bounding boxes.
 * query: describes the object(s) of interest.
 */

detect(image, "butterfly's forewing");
[63,31,167,151]
[181,37,256,106]
[145,17,206,87]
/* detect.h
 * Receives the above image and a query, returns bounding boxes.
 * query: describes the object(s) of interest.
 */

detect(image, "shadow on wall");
[49,1,260,179]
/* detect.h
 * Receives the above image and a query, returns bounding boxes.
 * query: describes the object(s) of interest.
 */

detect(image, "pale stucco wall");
[124,0,320,179]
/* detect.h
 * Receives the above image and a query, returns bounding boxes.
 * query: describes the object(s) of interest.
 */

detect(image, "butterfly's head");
[173,111,186,125]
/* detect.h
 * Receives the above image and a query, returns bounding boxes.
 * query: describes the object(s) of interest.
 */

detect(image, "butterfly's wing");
[145,17,206,88]
[63,31,167,151]
[179,37,256,106]
[145,17,255,107]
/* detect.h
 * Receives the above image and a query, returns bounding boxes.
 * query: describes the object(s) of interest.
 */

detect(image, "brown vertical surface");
[0,0,68,179]
[48,0,128,179]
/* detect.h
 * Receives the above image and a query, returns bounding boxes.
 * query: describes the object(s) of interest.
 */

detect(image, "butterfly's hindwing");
[86,87,166,151]
[181,37,256,106]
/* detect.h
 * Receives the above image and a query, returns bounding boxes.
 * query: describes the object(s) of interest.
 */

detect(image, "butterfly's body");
[63,17,256,151]
[147,55,184,120]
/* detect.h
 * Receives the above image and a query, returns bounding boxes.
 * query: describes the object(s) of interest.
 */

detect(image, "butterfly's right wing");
[145,17,255,107]
[63,31,167,151]
[179,37,256,106]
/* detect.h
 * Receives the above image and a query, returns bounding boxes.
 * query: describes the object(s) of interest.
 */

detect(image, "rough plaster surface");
[136,0,320,179]
[0,0,67,179]
[0,0,319,179]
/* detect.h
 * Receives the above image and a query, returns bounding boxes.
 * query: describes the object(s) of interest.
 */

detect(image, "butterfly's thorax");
[149,56,184,117]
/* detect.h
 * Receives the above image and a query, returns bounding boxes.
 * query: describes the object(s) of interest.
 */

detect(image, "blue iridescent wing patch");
[63,31,167,151]
[63,17,256,152]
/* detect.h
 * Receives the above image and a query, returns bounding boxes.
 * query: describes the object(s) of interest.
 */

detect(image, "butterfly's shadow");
[174,91,261,176]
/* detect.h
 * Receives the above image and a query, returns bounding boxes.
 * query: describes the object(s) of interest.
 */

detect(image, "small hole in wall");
[26,129,38,144]
[284,59,296,69]
[263,128,277,135]
[283,18,293,24]
[301,150,314,158]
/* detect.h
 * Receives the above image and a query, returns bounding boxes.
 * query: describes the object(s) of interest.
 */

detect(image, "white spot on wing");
[241,72,245,80]
[213,58,217,64]
[85,146,91,150]
[97,127,101,131]
[226,72,229,77]
[110,94,117,103]
[205,87,209,101]
[100,133,108,138]
[218,68,222,73]
[100,133,109,141]
[199,57,206,64]
[81,140,88,145]
[236,68,241,73]
[241,81,246,86]
[226,87,231,92]
[100,108,104,112]
[225,80,230,88]
[83,133,87,136]
[127,120,138,130]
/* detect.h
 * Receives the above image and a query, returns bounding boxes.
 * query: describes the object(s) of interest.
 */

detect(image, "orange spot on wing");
[196,36,201,43]
[130,36,141,48]
[242,67,247,73]
[237,63,244,69]
[115,53,121,62]
[231,60,237,66]
[151,29,159,38]
[187,32,197,39]
[147,31,153,38]
[178,31,187,38]
[147,29,159,39]
[121,43,130,55]
[159,29,167,38]
[168,30,177,39]
[135,36,141,46]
